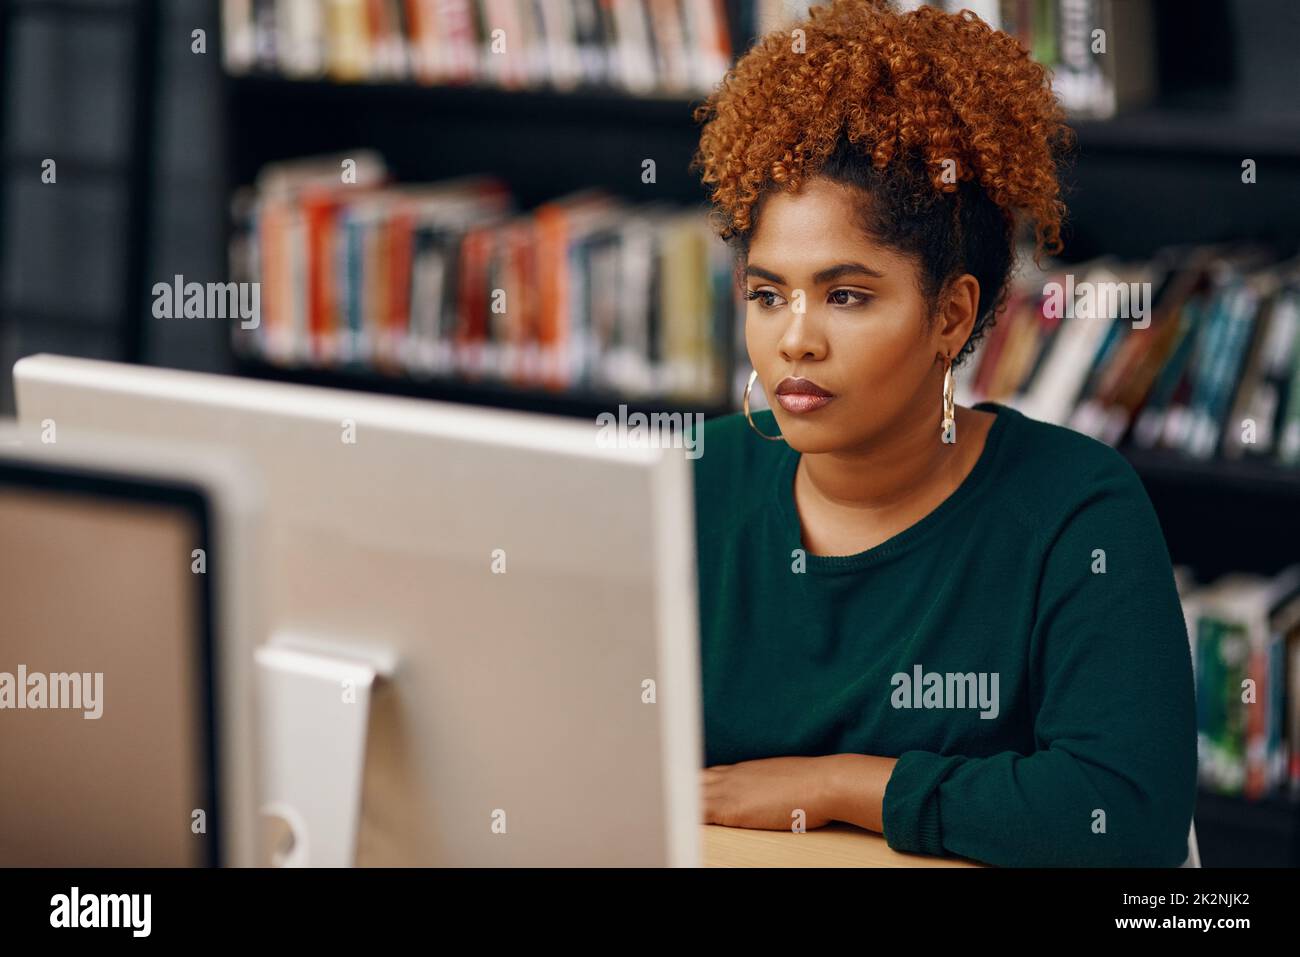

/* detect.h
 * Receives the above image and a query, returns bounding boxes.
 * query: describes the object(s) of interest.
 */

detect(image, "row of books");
[228,152,736,401]
[220,1,1154,115]
[956,246,1300,467]
[1176,565,1300,800]
[896,0,1155,118]
[220,0,734,94]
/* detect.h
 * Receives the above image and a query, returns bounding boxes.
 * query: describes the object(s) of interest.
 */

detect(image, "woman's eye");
[829,289,872,307]
[744,288,785,309]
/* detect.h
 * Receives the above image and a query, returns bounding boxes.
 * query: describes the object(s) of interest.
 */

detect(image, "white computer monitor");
[13,354,702,867]
[0,423,263,866]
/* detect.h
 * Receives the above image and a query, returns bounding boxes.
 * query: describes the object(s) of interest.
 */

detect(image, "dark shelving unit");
[222,73,715,208]
[0,0,161,385]
[1121,447,1300,583]
[233,356,734,421]
[1193,789,1300,869]
[1070,108,1300,158]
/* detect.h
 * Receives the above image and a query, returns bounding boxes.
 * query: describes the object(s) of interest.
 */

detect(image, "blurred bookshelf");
[218,0,758,416]
[214,0,1300,411]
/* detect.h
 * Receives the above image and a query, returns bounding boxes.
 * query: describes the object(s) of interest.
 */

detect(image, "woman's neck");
[794,405,995,554]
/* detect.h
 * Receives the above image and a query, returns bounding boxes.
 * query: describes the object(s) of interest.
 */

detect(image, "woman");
[688,0,1196,867]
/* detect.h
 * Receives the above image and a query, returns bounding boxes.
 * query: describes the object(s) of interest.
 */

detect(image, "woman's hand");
[701,756,838,830]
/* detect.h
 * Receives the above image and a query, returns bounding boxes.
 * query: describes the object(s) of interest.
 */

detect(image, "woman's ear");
[935,274,980,358]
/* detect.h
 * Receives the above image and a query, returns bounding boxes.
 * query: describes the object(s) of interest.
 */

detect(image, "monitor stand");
[255,638,397,866]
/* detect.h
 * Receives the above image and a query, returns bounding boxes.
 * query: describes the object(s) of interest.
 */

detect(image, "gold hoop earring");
[743,368,785,442]
[941,356,956,444]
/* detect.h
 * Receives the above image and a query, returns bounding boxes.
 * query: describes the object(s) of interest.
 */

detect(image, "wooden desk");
[702,822,986,867]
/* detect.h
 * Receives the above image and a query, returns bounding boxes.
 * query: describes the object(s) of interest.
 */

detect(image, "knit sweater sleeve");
[880,456,1199,867]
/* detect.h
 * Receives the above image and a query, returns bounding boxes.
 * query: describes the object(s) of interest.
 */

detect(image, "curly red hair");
[691,0,1071,261]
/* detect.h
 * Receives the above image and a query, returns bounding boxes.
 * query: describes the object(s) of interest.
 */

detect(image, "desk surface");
[702,823,985,867]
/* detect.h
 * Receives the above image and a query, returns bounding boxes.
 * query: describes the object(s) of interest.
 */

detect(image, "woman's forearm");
[821,754,899,833]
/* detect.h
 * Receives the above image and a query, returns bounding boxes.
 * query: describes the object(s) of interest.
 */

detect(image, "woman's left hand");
[701,756,837,830]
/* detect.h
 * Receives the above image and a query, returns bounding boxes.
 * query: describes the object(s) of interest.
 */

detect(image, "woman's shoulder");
[989,401,1141,478]
[982,401,1155,529]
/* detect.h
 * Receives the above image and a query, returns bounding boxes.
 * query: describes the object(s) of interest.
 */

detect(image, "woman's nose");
[779,309,827,362]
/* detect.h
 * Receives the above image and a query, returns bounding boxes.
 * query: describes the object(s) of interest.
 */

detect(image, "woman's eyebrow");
[813,262,885,283]
[744,262,884,285]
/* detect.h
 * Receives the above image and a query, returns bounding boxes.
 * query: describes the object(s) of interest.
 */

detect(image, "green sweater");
[691,402,1197,867]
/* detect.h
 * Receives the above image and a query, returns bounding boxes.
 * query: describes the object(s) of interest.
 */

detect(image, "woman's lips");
[774,376,836,414]
[775,392,835,413]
